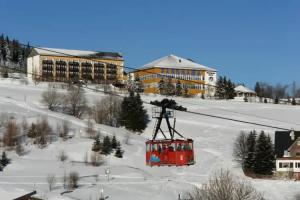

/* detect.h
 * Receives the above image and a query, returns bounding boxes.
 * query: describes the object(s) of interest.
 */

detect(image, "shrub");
[68,171,79,189]
[186,169,264,200]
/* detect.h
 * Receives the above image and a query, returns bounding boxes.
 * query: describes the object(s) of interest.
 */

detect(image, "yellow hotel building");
[27,47,124,84]
[131,54,217,96]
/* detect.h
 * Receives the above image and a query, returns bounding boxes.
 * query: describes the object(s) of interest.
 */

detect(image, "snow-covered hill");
[0,78,300,200]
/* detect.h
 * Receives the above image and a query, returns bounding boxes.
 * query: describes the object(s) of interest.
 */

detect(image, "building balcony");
[42,66,53,70]
[69,68,79,72]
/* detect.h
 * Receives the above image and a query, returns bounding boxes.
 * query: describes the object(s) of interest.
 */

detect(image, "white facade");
[204,71,217,97]
[27,55,40,79]
[276,159,300,172]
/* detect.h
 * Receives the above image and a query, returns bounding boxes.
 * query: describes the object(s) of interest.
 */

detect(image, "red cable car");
[146,102,195,167]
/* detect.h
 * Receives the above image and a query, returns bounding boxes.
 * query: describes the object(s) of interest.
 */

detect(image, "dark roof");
[30,47,123,61]
[275,131,300,158]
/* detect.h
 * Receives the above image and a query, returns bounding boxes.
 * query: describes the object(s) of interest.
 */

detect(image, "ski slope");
[0,78,300,200]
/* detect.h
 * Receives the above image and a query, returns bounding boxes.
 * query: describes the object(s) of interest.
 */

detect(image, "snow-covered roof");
[234,85,256,94]
[0,188,33,199]
[137,54,217,71]
[32,47,123,60]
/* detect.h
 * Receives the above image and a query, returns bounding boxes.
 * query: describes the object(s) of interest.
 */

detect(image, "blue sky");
[1,0,299,88]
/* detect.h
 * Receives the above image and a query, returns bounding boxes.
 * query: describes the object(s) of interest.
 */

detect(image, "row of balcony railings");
[42,65,116,74]
[42,60,116,68]
[42,70,112,79]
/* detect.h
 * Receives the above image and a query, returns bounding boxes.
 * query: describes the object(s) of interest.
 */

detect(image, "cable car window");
[169,143,175,151]
[152,144,157,151]
[189,142,193,149]
[177,143,182,151]
[158,144,162,153]
[146,143,150,152]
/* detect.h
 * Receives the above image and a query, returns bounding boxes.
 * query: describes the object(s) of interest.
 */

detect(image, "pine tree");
[254,82,261,97]
[292,98,296,105]
[120,91,148,133]
[215,76,224,99]
[244,130,257,172]
[101,135,112,155]
[92,134,102,152]
[111,135,117,149]
[1,152,10,167]
[274,96,279,104]
[264,98,268,103]
[114,142,123,158]
[253,131,275,175]
[226,79,235,99]
[27,123,37,138]
[265,134,275,174]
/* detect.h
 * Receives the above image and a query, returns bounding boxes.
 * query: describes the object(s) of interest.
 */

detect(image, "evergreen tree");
[274,96,279,104]
[215,76,235,99]
[114,141,123,158]
[27,123,37,138]
[254,82,261,97]
[215,76,224,99]
[120,91,148,133]
[265,134,275,173]
[101,135,112,155]
[201,93,205,99]
[292,98,296,105]
[253,131,275,175]
[264,98,268,103]
[226,79,235,99]
[175,80,182,96]
[244,130,257,172]
[92,134,102,152]
[1,152,10,167]
[111,135,117,149]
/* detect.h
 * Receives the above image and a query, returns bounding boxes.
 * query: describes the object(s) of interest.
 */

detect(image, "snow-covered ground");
[0,77,300,200]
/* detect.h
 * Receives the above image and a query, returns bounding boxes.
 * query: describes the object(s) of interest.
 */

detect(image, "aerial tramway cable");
[0,42,294,131]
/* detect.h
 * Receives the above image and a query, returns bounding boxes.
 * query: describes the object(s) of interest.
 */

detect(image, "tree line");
[255,81,300,102]
[0,33,31,72]
[233,130,275,176]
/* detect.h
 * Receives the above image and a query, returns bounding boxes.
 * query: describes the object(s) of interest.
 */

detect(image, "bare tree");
[35,117,53,147]
[86,118,96,139]
[186,169,264,200]
[90,152,104,166]
[94,95,122,127]
[66,86,87,118]
[3,119,19,147]
[58,120,70,140]
[41,84,61,111]
[68,171,79,189]
[233,131,248,169]
[47,174,56,191]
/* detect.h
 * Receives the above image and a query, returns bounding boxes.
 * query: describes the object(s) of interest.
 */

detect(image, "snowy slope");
[0,78,300,200]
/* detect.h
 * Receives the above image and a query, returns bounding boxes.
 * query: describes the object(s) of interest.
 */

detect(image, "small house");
[275,131,300,180]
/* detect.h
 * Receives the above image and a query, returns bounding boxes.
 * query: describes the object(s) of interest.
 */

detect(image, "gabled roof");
[275,131,300,158]
[30,47,123,60]
[138,54,217,71]
[234,85,256,94]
